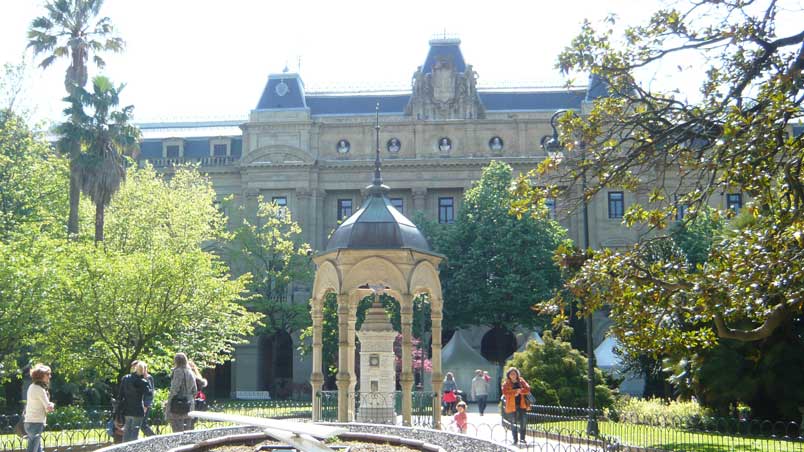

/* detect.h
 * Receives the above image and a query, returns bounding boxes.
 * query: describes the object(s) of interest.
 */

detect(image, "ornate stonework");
[406,60,485,120]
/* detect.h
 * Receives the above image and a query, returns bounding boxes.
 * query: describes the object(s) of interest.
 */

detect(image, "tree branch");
[712,303,789,341]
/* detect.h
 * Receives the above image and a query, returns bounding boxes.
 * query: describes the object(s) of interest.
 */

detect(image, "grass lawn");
[535,420,804,452]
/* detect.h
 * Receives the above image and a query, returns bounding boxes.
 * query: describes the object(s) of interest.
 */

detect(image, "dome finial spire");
[372,102,382,187]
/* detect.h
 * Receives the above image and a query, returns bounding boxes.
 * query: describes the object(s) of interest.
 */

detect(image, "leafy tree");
[223,198,313,337]
[440,160,569,339]
[506,331,615,409]
[0,110,68,241]
[517,1,804,356]
[37,166,261,383]
[57,75,140,241]
[28,0,124,236]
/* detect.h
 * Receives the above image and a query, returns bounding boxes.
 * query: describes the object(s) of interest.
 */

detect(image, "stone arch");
[312,260,340,301]
[341,256,408,296]
[409,260,443,310]
[241,144,315,166]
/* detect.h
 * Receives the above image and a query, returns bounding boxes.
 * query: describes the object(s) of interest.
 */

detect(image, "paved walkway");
[443,403,603,451]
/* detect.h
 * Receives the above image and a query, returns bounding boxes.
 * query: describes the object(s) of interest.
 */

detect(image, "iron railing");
[0,400,312,452]
[523,404,804,452]
[316,390,437,428]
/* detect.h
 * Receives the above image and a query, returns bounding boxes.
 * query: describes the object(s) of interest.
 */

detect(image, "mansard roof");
[421,38,466,74]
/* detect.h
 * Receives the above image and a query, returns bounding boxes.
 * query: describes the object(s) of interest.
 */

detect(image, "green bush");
[505,332,615,409]
[609,397,712,424]
[48,405,90,429]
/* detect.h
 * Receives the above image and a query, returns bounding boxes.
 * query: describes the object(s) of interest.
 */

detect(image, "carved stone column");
[336,293,351,422]
[310,298,324,421]
[430,297,444,429]
[412,188,427,214]
[244,188,260,223]
[313,190,326,250]
[295,189,313,246]
[400,294,414,426]
[347,295,358,421]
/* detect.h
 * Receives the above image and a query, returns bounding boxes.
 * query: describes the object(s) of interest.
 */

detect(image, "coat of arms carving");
[406,56,485,120]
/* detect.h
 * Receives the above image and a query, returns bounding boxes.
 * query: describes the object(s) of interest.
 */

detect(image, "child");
[452,401,468,433]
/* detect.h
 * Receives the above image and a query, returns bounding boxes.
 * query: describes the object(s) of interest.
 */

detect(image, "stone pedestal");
[356,300,397,424]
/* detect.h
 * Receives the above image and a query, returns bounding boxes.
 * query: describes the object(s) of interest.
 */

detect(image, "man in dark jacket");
[119,361,153,442]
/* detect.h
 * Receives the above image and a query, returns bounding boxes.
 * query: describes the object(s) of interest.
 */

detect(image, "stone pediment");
[406,58,485,120]
[241,145,314,167]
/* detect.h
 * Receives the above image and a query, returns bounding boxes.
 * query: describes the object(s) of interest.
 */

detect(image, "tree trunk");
[68,152,81,238]
[95,201,104,242]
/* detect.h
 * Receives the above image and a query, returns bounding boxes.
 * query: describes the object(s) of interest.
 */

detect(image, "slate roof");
[324,185,434,254]
[421,38,466,74]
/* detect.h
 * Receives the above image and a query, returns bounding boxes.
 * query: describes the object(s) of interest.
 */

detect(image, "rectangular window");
[608,192,624,219]
[438,197,454,224]
[213,143,228,157]
[337,199,353,220]
[390,198,403,214]
[166,145,180,158]
[727,193,743,213]
[545,197,556,219]
[675,194,688,221]
[272,196,287,207]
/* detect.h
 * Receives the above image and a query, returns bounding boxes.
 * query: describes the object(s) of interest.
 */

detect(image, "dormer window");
[162,139,184,158]
[210,138,231,157]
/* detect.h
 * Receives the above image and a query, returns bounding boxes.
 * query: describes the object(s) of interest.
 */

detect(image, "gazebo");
[309,108,446,427]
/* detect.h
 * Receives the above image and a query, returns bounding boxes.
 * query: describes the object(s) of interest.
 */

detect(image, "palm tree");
[58,76,140,242]
[28,0,124,237]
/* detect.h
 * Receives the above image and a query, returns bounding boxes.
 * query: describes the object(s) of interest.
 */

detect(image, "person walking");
[166,353,197,433]
[442,372,459,415]
[24,364,54,452]
[118,361,152,442]
[140,362,156,437]
[471,369,490,416]
[187,360,208,428]
[501,367,531,446]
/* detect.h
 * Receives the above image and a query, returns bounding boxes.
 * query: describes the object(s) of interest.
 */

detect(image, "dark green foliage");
[432,161,570,333]
[506,332,615,409]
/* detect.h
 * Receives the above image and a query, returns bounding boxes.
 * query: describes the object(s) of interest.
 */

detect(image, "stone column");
[400,294,414,426]
[313,190,326,250]
[310,297,324,421]
[295,189,313,246]
[412,187,427,214]
[244,188,260,224]
[430,296,444,430]
[347,295,358,421]
[336,293,350,422]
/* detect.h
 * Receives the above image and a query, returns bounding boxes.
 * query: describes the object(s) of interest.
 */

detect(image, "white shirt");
[24,384,52,424]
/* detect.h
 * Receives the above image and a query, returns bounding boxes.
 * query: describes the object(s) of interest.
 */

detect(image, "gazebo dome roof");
[323,104,437,255]
[324,184,433,253]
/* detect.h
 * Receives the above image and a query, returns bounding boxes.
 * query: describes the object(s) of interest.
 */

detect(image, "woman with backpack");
[166,353,197,432]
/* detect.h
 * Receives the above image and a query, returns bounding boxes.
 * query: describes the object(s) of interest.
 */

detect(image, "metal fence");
[316,390,437,428]
[0,400,312,452]
[524,404,804,452]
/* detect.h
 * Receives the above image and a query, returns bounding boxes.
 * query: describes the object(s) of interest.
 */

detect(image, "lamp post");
[543,109,599,437]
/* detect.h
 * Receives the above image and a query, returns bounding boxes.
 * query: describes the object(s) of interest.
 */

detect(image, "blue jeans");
[122,416,143,442]
[476,395,488,415]
[508,408,527,442]
[24,422,44,452]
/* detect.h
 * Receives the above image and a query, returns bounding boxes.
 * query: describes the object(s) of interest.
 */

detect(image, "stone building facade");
[137,38,748,397]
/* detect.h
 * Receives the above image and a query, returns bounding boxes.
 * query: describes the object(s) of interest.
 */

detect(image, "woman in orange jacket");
[501,367,530,445]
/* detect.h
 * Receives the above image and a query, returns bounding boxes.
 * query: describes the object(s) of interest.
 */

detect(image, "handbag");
[169,370,192,415]
[15,415,26,438]
[194,390,207,411]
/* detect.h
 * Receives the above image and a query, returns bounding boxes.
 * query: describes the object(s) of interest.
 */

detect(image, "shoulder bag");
[169,370,192,415]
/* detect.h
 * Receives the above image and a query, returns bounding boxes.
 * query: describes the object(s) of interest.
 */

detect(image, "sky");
[1,0,802,125]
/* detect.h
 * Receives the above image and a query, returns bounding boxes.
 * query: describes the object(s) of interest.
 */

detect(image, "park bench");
[233,390,272,400]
